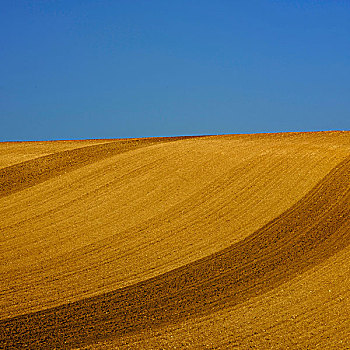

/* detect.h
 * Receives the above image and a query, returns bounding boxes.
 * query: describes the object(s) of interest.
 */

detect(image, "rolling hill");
[1,131,350,349]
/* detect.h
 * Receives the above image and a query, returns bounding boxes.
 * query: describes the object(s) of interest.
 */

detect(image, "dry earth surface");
[0,131,349,349]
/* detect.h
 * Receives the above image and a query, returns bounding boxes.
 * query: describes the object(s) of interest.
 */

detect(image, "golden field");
[0,131,350,349]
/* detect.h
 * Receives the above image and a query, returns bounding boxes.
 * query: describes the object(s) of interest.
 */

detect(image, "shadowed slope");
[119,232,350,349]
[1,153,350,349]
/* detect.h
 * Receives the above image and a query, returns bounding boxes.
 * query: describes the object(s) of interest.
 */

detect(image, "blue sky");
[1,0,349,141]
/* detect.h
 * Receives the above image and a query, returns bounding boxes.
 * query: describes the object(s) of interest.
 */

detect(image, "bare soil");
[1,131,349,349]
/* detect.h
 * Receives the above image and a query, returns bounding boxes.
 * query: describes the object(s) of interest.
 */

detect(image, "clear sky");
[1,0,349,141]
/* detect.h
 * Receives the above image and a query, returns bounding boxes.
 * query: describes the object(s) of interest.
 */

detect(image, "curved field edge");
[0,135,199,198]
[1,155,350,349]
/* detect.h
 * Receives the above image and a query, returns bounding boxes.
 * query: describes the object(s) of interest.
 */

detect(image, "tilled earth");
[1,131,350,349]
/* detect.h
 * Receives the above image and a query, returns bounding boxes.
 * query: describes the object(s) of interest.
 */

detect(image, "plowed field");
[1,131,350,349]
